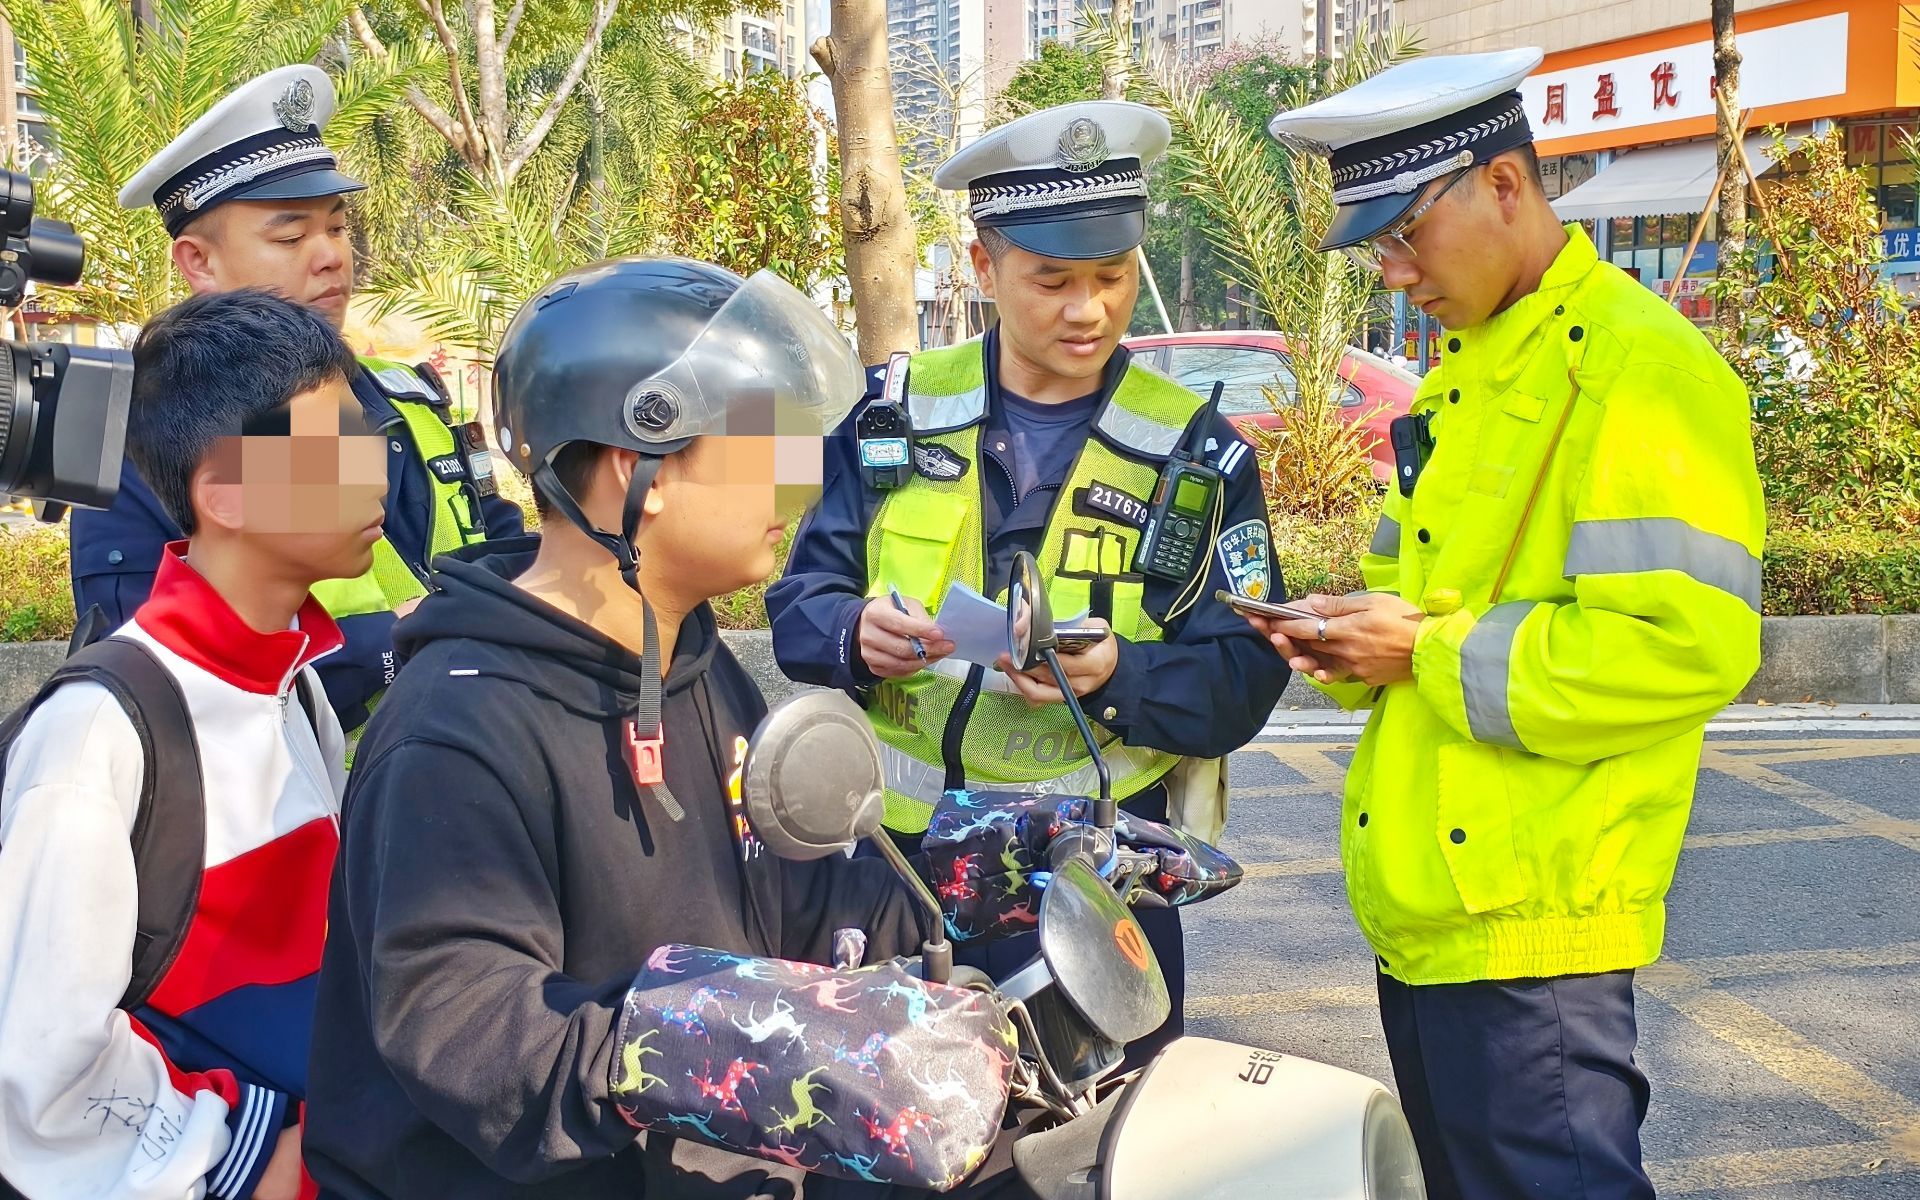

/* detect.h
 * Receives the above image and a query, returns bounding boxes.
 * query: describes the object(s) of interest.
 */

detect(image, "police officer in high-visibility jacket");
[767,101,1287,1061]
[1246,50,1764,1200]
[73,66,523,739]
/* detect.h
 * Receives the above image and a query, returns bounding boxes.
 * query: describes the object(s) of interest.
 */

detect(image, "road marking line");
[1650,1140,1917,1193]
[1639,959,1920,1147]
[1674,941,1920,982]
[1701,749,1920,853]
[1242,857,1344,880]
[1187,983,1376,1020]
[1732,740,1920,765]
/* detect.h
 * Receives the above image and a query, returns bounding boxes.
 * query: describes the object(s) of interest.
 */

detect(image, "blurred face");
[1371,156,1531,331]
[195,375,388,584]
[174,196,356,327]
[640,434,826,600]
[973,240,1138,388]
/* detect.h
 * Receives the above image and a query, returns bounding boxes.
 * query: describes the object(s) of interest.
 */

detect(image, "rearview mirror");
[739,691,884,860]
[1006,550,1056,672]
[1039,857,1169,1044]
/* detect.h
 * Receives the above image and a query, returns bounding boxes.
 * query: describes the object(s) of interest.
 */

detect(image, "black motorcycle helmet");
[492,256,862,587]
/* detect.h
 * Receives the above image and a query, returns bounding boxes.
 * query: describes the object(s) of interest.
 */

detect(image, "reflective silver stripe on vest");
[1369,514,1400,558]
[908,386,987,432]
[1093,402,1184,457]
[1461,601,1537,751]
[1564,517,1762,612]
[880,737,1167,807]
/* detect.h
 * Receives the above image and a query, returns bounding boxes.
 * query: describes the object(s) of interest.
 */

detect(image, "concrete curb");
[4,615,1916,717]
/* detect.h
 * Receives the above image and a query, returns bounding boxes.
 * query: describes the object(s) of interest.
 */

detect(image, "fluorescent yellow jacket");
[1324,227,1764,985]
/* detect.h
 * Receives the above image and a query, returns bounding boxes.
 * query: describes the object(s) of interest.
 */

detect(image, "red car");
[1121,331,1418,483]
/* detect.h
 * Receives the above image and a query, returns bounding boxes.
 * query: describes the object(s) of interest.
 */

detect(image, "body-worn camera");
[0,169,135,520]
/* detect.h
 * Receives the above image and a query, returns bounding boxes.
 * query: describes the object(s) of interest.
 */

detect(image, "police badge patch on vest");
[1216,519,1271,600]
[912,443,970,482]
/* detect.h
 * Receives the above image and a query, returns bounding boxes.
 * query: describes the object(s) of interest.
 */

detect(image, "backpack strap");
[0,638,204,1011]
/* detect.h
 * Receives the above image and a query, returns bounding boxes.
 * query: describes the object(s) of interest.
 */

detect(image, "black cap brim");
[1318,190,1422,252]
[228,167,366,204]
[995,208,1145,261]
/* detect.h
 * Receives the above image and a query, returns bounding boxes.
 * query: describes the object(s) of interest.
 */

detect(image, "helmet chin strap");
[530,455,686,821]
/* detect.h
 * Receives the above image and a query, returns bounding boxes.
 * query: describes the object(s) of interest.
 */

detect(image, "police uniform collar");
[1434,225,1597,398]
[1268,48,1543,251]
[980,328,1133,438]
[119,65,366,236]
[350,362,403,429]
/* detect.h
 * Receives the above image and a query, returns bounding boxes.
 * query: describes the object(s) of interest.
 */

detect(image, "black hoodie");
[304,541,934,1199]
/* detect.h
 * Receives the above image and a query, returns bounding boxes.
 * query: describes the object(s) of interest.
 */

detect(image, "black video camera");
[0,168,135,521]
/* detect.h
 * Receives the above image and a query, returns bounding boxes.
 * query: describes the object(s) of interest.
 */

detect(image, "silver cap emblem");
[273,79,316,132]
[1056,117,1109,173]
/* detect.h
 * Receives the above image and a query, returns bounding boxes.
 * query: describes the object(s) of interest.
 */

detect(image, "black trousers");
[1376,969,1654,1200]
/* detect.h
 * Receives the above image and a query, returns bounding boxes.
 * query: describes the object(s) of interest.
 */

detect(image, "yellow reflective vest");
[310,357,486,620]
[1321,227,1764,985]
[864,340,1209,834]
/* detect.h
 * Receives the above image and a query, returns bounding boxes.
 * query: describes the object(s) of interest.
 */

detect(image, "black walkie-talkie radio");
[1134,380,1226,582]
[857,351,914,490]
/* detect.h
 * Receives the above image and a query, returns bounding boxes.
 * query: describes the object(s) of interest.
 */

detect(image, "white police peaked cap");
[934,100,1171,260]
[1268,48,1544,251]
[118,65,365,237]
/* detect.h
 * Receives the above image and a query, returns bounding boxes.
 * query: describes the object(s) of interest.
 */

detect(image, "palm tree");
[0,0,429,326]
[1080,11,1421,417]
[361,168,659,358]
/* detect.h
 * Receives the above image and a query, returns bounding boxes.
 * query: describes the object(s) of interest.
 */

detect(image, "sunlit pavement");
[1190,705,1920,1198]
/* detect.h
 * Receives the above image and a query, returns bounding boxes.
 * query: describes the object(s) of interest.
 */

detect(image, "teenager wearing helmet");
[302,259,1035,1199]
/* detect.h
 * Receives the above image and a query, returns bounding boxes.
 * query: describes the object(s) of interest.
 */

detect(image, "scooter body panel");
[1104,1037,1424,1200]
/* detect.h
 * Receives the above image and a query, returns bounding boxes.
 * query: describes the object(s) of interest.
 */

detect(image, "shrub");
[1710,131,1920,531]
[0,522,76,643]
[1247,384,1382,522]
[1268,504,1376,598]
[1762,521,1920,615]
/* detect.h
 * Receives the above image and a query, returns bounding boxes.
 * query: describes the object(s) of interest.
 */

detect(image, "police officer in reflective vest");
[768,101,1288,1059]
[73,66,523,736]
[1248,51,1766,1199]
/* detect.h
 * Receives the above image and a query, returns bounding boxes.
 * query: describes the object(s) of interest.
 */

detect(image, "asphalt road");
[1184,707,1920,1198]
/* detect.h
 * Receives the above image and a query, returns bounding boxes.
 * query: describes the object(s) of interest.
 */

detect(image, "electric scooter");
[736,550,1426,1200]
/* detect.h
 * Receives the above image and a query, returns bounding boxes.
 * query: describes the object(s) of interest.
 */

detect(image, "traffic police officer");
[767,101,1287,1060]
[73,65,523,736]
[1248,51,1765,1198]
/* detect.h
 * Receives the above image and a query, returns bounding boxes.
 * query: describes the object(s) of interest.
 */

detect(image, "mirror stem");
[1043,649,1113,825]
[871,832,954,985]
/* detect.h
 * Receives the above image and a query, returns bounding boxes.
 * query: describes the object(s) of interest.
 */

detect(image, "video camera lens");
[0,166,135,518]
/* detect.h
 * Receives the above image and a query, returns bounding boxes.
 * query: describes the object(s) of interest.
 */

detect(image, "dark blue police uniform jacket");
[69,366,526,728]
[765,333,1287,764]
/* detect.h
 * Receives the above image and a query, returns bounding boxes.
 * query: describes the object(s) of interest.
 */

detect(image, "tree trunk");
[1712,0,1745,311]
[813,0,920,363]
[1177,220,1196,331]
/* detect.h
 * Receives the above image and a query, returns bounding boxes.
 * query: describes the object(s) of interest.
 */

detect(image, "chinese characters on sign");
[1594,73,1619,120]
[1651,61,1680,110]
[1521,15,1848,141]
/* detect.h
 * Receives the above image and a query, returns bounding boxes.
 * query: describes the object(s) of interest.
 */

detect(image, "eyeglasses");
[1343,166,1478,274]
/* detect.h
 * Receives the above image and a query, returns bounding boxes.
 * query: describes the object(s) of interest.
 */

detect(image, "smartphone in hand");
[1213,589,1321,624]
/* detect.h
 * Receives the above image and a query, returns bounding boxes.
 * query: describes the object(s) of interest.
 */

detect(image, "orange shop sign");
[1522,0,1920,156]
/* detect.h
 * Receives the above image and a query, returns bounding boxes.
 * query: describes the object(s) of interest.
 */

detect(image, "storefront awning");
[1552,135,1787,222]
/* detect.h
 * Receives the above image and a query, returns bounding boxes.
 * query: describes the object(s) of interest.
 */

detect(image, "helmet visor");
[625,270,862,485]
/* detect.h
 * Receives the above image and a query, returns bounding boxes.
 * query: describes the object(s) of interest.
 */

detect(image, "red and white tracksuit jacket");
[0,545,344,1199]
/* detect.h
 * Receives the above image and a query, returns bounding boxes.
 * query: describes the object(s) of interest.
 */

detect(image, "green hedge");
[0,521,74,643]
[3,509,1916,643]
[1762,522,1920,615]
